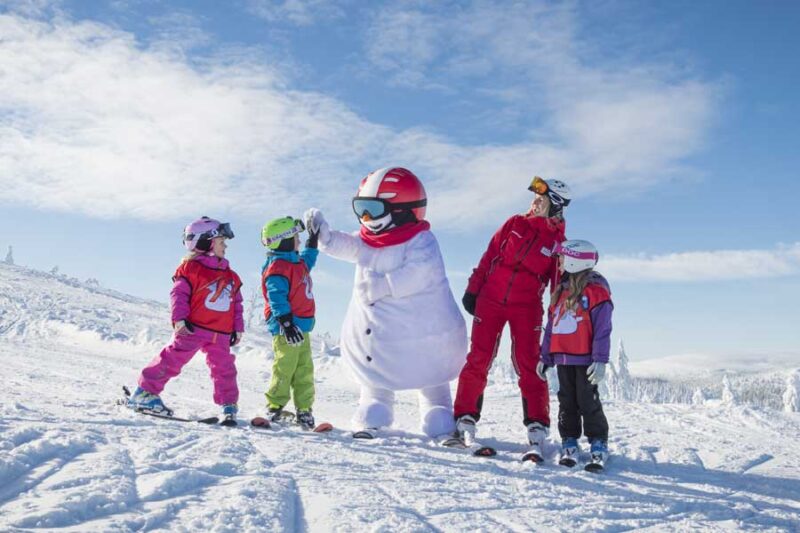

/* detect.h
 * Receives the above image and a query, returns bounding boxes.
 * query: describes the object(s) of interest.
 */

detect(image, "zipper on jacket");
[502,231,538,304]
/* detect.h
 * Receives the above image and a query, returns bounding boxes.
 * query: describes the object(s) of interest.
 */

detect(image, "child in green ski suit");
[260,216,319,429]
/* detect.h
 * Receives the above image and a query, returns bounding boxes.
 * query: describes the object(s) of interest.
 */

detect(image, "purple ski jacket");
[540,271,613,366]
[170,254,245,333]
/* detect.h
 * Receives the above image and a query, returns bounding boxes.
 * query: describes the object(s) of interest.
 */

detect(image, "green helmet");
[261,216,305,250]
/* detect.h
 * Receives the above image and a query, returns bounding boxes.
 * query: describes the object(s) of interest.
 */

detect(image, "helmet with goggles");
[183,217,234,252]
[557,239,599,273]
[528,176,572,217]
[352,167,427,233]
[262,216,305,250]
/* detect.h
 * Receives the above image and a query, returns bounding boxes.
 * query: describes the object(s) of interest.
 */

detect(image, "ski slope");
[1,263,799,532]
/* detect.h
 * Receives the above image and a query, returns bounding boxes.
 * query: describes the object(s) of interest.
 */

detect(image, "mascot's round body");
[314,168,467,437]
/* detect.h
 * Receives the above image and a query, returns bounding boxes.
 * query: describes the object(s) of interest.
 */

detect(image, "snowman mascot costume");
[305,167,467,438]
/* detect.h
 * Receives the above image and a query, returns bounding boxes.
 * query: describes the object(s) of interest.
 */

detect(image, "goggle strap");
[264,223,303,246]
[556,245,597,261]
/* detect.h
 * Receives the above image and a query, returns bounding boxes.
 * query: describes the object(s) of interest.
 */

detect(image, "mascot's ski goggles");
[528,177,570,208]
[263,219,305,247]
[352,197,427,219]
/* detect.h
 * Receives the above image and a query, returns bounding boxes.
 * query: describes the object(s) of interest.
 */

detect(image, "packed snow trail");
[1,263,800,531]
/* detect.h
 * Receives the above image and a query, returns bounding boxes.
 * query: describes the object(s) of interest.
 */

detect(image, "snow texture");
[1,262,800,532]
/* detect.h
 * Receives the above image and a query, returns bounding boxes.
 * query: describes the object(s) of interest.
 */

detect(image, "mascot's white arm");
[305,208,363,263]
[367,232,443,302]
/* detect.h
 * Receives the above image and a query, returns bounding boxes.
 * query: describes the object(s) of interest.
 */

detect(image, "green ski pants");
[265,334,315,412]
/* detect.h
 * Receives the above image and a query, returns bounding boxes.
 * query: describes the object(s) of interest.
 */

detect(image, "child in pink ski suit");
[128,217,244,423]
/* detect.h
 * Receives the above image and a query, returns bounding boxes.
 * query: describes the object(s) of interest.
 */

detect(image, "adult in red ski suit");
[453,177,570,431]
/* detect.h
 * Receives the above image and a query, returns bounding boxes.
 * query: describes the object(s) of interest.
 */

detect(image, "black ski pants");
[556,365,609,443]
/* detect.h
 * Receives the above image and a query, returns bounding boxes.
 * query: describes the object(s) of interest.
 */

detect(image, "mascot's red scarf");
[360,221,431,248]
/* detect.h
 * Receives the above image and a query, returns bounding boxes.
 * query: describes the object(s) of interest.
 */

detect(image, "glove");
[462,292,477,315]
[536,361,551,381]
[356,270,391,305]
[174,320,194,335]
[304,208,330,245]
[278,314,304,346]
[230,331,243,346]
[305,226,319,249]
[587,362,606,385]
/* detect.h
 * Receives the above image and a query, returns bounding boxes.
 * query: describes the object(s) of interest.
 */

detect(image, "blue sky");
[1,0,798,361]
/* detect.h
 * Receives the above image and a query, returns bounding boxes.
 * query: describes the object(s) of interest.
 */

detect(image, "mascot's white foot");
[352,387,395,430]
[418,383,456,438]
[421,406,455,438]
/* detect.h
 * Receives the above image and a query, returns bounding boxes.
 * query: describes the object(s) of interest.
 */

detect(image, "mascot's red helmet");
[353,167,427,223]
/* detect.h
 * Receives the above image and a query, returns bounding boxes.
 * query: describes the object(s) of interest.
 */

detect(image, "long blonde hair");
[182,250,202,263]
[551,269,591,313]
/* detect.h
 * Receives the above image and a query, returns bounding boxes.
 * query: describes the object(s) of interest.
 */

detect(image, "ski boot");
[296,411,315,431]
[352,427,378,439]
[268,406,294,424]
[585,439,608,472]
[522,422,548,464]
[443,415,477,448]
[127,387,172,416]
[221,404,238,427]
[559,437,579,467]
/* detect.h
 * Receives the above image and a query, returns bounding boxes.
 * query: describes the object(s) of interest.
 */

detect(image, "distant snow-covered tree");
[4,245,13,265]
[612,339,633,400]
[721,375,736,405]
[604,360,618,400]
[692,388,706,405]
[85,278,100,286]
[50,265,59,276]
[783,370,800,413]
[245,289,261,330]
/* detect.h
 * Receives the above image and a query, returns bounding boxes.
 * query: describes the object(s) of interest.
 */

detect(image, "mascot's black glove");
[462,292,478,316]
[278,314,304,346]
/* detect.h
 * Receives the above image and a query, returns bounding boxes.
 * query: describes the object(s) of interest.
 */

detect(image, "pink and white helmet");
[557,239,599,273]
[182,216,234,252]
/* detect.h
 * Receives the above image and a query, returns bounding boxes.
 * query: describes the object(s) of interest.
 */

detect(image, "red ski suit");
[454,214,565,427]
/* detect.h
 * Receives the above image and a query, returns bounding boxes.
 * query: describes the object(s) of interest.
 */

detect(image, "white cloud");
[0,13,388,222]
[602,243,800,282]
[362,1,720,200]
[0,5,719,229]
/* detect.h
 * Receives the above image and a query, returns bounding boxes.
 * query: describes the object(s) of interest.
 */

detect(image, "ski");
[559,456,577,468]
[441,433,497,458]
[521,440,545,464]
[131,409,220,425]
[521,449,544,464]
[584,452,606,473]
[119,386,222,425]
[251,416,334,434]
[352,428,378,439]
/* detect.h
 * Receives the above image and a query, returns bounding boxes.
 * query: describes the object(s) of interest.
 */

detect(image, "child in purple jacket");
[128,217,245,425]
[538,239,612,470]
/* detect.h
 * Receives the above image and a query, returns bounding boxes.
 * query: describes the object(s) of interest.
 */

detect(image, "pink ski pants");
[138,328,239,405]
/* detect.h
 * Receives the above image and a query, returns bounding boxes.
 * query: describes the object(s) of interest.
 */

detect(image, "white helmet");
[528,176,571,216]
[557,239,599,273]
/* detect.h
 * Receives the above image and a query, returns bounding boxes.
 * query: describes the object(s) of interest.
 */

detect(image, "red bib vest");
[262,259,315,320]
[548,283,611,356]
[173,260,242,334]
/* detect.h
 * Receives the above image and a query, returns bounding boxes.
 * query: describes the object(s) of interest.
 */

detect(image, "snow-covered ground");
[2,262,800,532]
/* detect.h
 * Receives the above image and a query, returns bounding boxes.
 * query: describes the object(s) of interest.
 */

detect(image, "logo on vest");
[302,274,314,300]
[204,280,233,312]
[552,306,583,335]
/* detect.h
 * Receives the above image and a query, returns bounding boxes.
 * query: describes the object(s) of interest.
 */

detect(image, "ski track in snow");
[2,263,800,532]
